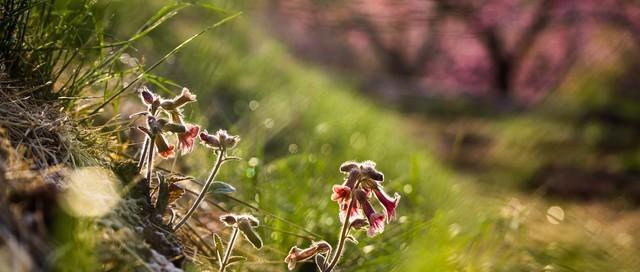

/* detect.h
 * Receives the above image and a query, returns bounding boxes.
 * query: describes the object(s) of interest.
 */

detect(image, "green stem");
[219,227,239,272]
[324,180,361,272]
[137,137,149,172]
[173,149,225,230]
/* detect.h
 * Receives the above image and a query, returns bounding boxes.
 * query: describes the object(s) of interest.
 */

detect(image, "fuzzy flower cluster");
[332,161,400,237]
[136,87,201,158]
[135,87,240,159]
[285,160,401,271]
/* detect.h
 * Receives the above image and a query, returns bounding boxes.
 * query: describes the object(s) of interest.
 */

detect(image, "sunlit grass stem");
[137,137,150,171]
[173,149,226,230]
[219,227,239,272]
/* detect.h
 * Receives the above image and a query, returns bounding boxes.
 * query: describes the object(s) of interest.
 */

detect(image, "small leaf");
[209,181,236,194]
[155,174,170,214]
[167,183,185,205]
[346,235,359,245]
[315,254,327,271]
[226,256,247,265]
[237,221,262,249]
[165,174,193,183]
[213,233,224,262]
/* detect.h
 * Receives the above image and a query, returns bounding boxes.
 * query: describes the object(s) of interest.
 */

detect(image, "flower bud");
[219,214,237,226]
[199,129,240,150]
[237,214,260,227]
[172,87,197,108]
[350,218,368,230]
[139,87,156,105]
[361,160,384,182]
[284,241,331,271]
[339,161,359,173]
[160,88,197,111]
[162,122,187,134]
[199,131,220,148]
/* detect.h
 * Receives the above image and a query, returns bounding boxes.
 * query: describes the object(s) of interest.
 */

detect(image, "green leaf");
[226,256,247,265]
[209,181,236,194]
[238,221,263,249]
[213,233,224,262]
[346,235,359,245]
[154,174,170,214]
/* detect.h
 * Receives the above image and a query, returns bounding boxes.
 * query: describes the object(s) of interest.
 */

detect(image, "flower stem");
[137,137,149,172]
[324,180,361,272]
[173,149,225,230]
[219,227,239,272]
[145,136,155,184]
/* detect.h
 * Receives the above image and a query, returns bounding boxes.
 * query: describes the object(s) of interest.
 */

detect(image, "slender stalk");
[137,137,149,172]
[173,149,225,230]
[219,227,239,272]
[324,180,361,272]
[145,136,156,184]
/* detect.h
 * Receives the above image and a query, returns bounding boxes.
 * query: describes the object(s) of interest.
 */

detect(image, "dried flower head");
[284,241,331,271]
[199,129,240,150]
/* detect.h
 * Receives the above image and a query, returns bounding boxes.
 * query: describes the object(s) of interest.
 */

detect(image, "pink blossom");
[178,125,200,155]
[366,213,386,237]
[354,188,386,237]
[373,188,400,221]
[332,185,360,222]
[155,135,175,159]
